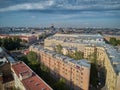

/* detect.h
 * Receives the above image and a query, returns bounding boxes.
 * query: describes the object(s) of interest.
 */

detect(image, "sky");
[0,0,120,28]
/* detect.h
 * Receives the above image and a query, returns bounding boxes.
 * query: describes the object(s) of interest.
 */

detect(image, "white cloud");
[0,0,120,12]
[0,0,54,12]
[55,0,120,10]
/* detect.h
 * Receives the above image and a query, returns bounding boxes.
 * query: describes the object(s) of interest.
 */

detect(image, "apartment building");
[44,34,105,52]
[84,45,106,66]
[84,44,120,90]
[60,46,77,55]
[44,33,120,90]
[30,45,91,90]
[11,61,53,90]
[104,35,120,41]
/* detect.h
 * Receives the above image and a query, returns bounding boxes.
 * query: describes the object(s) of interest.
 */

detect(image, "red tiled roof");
[22,75,51,90]
[12,62,31,78]
[12,62,52,90]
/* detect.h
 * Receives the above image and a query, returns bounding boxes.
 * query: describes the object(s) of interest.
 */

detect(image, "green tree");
[74,51,83,60]
[117,40,120,45]
[67,51,84,60]
[27,51,38,64]
[53,78,69,90]
[56,44,63,53]
[0,37,22,50]
[13,37,21,49]
[87,48,97,65]
[109,37,117,46]
[18,56,28,64]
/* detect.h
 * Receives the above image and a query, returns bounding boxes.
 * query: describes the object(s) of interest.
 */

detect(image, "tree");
[13,37,21,49]
[56,44,63,53]
[27,51,38,64]
[0,37,22,50]
[117,40,120,45]
[74,51,84,60]
[109,37,117,46]
[67,51,84,60]
[18,56,28,64]
[53,78,69,90]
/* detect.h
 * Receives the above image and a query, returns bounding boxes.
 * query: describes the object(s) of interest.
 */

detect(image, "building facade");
[30,45,91,90]
[11,61,53,90]
[44,34,105,52]
[84,45,120,90]
[0,34,37,44]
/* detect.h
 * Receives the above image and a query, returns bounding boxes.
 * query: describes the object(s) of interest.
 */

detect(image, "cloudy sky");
[0,0,120,28]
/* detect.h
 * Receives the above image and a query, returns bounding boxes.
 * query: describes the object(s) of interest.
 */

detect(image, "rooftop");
[105,44,120,75]
[30,45,90,68]
[12,61,52,90]
[46,34,105,44]
[77,59,91,68]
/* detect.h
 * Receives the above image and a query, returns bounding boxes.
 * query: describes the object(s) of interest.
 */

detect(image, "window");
[81,81,83,83]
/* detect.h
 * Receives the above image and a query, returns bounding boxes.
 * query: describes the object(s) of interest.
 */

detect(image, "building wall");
[11,69,26,90]
[116,74,120,90]
[84,46,119,90]
[0,82,3,90]
[84,46,106,66]
[104,54,117,90]
[104,35,120,41]
[3,80,14,90]
[44,39,86,52]
[30,46,90,90]
[0,34,37,44]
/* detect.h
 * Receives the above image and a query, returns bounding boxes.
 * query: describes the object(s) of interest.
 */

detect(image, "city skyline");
[0,0,120,28]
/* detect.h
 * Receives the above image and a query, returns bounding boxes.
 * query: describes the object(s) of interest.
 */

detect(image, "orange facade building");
[30,45,91,90]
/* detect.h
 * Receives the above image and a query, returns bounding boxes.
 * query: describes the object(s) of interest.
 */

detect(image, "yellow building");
[84,44,120,90]
[44,34,105,52]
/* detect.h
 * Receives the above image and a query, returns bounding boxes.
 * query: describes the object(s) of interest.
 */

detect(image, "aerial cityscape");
[0,0,120,90]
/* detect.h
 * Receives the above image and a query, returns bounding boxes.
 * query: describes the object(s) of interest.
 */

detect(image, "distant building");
[30,45,91,90]
[0,34,37,44]
[44,34,105,52]
[104,35,120,41]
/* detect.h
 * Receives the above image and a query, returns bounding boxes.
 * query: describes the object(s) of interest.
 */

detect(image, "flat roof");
[31,45,90,68]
